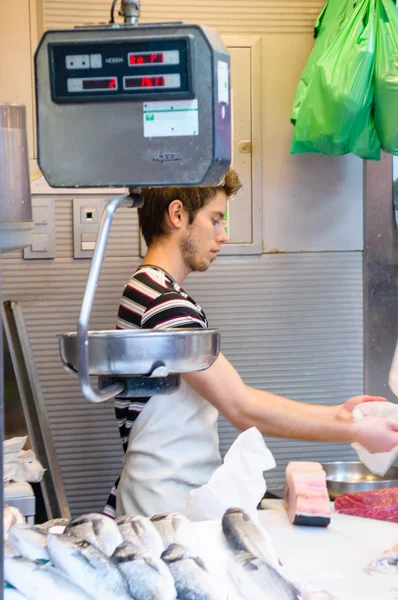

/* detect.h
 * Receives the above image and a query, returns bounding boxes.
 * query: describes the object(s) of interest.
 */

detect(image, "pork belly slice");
[284,461,331,527]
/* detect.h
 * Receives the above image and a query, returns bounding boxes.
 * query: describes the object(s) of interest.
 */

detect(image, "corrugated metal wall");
[43,0,325,33]
[2,197,359,514]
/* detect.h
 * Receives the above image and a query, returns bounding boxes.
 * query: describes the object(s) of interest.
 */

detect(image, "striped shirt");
[104,265,207,518]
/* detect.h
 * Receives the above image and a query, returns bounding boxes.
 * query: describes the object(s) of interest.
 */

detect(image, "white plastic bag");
[352,401,398,476]
[184,427,276,521]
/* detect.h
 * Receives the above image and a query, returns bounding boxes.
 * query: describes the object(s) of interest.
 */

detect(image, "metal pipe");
[77,195,141,403]
[363,153,398,400]
[119,0,141,25]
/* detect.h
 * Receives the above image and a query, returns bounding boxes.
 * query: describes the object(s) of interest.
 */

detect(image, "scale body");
[35,23,231,188]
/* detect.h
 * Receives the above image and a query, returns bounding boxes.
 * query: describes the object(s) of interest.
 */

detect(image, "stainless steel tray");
[322,461,398,500]
[58,328,220,376]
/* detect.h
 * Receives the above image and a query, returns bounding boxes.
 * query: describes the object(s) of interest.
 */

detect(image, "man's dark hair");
[138,167,242,246]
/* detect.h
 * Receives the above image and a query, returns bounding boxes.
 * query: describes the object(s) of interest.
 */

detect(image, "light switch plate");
[23,198,56,260]
[73,198,105,259]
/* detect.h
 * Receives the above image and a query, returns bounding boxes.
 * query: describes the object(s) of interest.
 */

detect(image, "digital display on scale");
[123,74,180,89]
[128,50,180,66]
[49,38,192,102]
[83,77,117,90]
[129,53,163,65]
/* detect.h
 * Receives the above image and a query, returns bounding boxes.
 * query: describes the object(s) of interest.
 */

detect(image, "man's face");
[179,190,229,272]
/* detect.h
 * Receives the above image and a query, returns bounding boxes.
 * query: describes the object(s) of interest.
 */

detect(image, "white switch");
[73,198,104,259]
[81,232,97,252]
[33,205,49,225]
[23,198,55,260]
[82,241,96,251]
[90,54,102,69]
[31,233,49,252]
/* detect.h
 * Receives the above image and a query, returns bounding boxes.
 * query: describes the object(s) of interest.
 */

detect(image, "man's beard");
[180,230,209,272]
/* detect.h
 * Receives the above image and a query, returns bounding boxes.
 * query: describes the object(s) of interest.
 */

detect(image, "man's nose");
[218,227,229,244]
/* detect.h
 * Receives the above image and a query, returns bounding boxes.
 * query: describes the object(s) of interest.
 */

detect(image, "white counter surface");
[192,500,398,600]
[257,499,398,599]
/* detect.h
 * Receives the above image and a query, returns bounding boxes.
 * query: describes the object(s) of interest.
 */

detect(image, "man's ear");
[166,200,186,230]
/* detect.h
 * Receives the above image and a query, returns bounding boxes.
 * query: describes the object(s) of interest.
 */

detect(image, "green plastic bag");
[374,0,398,155]
[290,0,356,125]
[291,0,380,159]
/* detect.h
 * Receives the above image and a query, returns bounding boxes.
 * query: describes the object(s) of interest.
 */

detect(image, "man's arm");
[183,352,398,453]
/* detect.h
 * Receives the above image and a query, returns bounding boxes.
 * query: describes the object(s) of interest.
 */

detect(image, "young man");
[104,167,397,519]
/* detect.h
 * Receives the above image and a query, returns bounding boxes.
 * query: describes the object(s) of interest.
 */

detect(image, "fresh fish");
[222,508,301,600]
[4,539,19,558]
[161,543,223,600]
[64,512,123,556]
[116,515,165,556]
[4,586,27,599]
[365,543,398,575]
[35,517,70,532]
[4,557,93,600]
[8,525,49,561]
[150,513,193,549]
[222,507,278,567]
[4,506,25,537]
[47,533,130,600]
[111,540,177,600]
[228,551,302,600]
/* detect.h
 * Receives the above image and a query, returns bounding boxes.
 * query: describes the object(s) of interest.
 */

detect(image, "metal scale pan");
[59,328,220,376]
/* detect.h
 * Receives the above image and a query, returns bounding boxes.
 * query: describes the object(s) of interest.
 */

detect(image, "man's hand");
[336,395,387,422]
[354,417,398,453]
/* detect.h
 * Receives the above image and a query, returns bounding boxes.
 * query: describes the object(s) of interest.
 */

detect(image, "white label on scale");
[217,61,229,105]
[143,100,198,138]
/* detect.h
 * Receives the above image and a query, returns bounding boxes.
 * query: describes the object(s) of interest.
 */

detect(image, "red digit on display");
[109,78,116,89]
[150,54,157,63]
[142,77,153,87]
[137,56,144,64]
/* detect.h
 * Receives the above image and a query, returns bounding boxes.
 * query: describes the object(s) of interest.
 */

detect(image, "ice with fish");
[47,532,130,600]
[116,515,165,556]
[4,557,93,600]
[64,512,123,556]
[221,506,279,567]
[161,543,225,600]
[35,517,70,532]
[4,586,27,599]
[111,539,177,600]
[4,506,25,538]
[8,525,50,562]
[151,513,194,549]
[222,507,302,600]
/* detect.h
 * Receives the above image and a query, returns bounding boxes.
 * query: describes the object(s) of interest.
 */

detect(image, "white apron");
[116,380,221,517]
